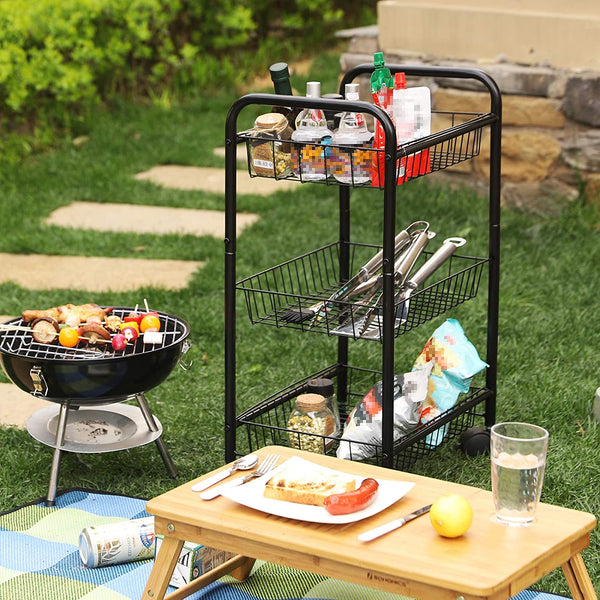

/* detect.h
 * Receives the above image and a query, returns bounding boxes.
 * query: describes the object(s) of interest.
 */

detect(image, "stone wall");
[337,26,600,213]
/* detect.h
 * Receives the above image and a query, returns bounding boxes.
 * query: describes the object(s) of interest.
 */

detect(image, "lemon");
[429,494,473,538]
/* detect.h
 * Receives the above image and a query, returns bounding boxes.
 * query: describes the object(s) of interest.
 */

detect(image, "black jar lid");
[306,377,334,397]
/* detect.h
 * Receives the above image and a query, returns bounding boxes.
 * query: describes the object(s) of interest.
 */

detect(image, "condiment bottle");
[287,393,335,453]
[306,377,341,437]
[290,81,333,181]
[248,113,293,178]
[330,83,373,184]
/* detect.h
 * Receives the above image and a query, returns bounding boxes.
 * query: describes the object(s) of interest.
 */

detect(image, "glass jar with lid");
[287,393,335,454]
[248,112,292,178]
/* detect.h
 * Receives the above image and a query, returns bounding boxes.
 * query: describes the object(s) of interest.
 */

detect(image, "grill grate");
[0,308,188,361]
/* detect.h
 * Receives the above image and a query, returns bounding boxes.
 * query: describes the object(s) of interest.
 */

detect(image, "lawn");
[0,52,598,594]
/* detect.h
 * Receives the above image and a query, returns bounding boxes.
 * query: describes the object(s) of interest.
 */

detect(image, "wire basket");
[236,364,490,471]
[239,110,486,188]
[237,242,487,340]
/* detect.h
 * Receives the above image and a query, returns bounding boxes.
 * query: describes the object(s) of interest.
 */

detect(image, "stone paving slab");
[45,201,259,237]
[0,383,52,429]
[134,165,296,194]
[0,254,203,291]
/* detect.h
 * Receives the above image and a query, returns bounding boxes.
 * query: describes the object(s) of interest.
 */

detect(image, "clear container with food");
[287,393,335,453]
[248,113,292,178]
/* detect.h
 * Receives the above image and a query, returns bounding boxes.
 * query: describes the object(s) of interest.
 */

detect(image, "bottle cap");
[295,393,326,411]
[255,112,288,130]
[344,83,360,101]
[373,51,385,67]
[394,72,406,90]
[269,62,290,82]
[306,378,334,398]
[306,81,321,98]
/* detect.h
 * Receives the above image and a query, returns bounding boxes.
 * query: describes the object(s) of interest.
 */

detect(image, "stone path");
[0,155,281,429]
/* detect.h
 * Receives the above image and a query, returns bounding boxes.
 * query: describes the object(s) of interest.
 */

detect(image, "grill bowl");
[0,307,190,404]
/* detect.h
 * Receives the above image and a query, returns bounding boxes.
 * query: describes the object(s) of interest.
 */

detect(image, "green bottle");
[269,62,299,129]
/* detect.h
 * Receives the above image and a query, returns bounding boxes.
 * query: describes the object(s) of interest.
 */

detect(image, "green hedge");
[0,0,374,122]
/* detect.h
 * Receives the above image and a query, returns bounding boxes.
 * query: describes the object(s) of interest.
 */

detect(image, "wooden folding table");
[142,446,597,600]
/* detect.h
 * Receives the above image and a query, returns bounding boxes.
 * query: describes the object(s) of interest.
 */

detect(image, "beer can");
[79,517,155,567]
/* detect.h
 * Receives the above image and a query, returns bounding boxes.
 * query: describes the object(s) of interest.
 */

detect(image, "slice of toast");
[264,463,356,506]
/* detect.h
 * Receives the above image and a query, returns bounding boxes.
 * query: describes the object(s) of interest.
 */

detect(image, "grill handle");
[179,339,193,371]
[30,365,48,396]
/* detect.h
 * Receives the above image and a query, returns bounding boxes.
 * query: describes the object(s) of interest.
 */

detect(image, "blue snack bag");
[413,319,488,446]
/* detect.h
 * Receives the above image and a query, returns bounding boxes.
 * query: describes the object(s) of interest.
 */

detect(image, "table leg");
[562,553,598,600]
[142,536,184,600]
[163,555,256,600]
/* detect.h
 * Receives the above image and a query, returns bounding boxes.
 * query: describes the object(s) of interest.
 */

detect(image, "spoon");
[191,454,259,492]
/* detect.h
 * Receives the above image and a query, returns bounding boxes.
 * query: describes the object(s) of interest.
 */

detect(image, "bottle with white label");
[392,72,431,143]
[330,83,373,184]
[291,81,333,181]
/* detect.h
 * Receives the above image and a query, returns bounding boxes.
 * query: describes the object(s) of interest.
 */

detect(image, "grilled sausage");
[324,478,379,515]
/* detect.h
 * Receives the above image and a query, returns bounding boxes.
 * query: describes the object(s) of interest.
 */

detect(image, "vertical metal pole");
[224,100,240,463]
[46,402,69,507]
[336,185,351,404]
[135,393,177,478]
[380,110,398,470]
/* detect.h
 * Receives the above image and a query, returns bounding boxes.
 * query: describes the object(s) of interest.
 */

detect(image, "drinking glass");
[490,422,549,526]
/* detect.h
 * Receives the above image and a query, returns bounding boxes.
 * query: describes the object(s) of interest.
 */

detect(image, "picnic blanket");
[0,488,571,600]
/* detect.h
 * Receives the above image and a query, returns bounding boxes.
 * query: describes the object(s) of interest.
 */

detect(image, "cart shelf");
[238,110,491,188]
[237,242,488,340]
[237,364,491,471]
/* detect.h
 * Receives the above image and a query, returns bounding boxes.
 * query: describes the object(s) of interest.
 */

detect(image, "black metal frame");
[224,65,502,468]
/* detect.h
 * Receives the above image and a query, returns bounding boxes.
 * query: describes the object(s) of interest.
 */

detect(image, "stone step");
[45,201,259,237]
[134,165,296,194]
[0,383,52,429]
[0,254,204,291]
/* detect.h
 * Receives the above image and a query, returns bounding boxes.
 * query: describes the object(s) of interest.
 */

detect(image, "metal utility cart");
[224,64,501,469]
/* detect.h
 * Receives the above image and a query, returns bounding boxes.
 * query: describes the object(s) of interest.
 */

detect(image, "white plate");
[220,456,415,524]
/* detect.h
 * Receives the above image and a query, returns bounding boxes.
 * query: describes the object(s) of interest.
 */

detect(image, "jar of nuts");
[287,393,335,454]
[248,113,292,178]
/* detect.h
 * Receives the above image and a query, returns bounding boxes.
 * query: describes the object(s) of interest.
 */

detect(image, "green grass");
[1,52,599,594]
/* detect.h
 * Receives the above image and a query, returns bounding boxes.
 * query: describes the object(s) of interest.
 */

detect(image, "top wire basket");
[238,110,487,188]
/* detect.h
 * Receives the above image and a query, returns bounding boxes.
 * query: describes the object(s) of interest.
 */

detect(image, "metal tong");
[354,225,435,336]
[306,224,426,328]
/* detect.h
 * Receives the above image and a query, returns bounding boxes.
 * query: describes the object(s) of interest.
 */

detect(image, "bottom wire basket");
[236,364,491,471]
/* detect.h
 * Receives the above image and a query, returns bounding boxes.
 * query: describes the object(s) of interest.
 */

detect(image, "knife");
[357,504,432,542]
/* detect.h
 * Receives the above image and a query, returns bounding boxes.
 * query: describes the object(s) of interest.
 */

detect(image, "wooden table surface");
[143,446,597,600]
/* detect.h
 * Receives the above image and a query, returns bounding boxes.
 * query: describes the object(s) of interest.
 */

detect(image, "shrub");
[0,0,376,159]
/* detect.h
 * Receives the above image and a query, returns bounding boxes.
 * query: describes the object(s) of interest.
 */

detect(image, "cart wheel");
[459,426,490,457]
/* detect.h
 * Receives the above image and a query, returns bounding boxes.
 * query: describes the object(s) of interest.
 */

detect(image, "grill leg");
[135,393,177,478]
[46,402,70,507]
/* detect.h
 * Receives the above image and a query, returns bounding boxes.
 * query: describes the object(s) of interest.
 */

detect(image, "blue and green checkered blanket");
[0,489,570,600]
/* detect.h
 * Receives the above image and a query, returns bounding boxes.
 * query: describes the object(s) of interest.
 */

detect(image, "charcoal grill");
[0,307,191,506]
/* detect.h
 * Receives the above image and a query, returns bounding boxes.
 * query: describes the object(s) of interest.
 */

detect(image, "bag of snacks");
[337,363,432,461]
[413,319,488,446]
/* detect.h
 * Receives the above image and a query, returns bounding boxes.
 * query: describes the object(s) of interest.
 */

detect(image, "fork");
[200,454,280,500]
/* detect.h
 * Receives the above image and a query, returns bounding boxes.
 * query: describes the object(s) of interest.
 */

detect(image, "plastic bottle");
[291,82,333,181]
[392,72,432,179]
[370,52,393,187]
[330,83,373,185]
[392,72,431,143]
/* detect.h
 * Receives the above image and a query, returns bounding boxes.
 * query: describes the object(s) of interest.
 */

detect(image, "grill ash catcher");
[0,307,191,506]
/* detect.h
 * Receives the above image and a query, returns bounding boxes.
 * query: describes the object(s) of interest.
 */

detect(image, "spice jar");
[287,393,335,454]
[248,113,293,178]
[306,377,340,437]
